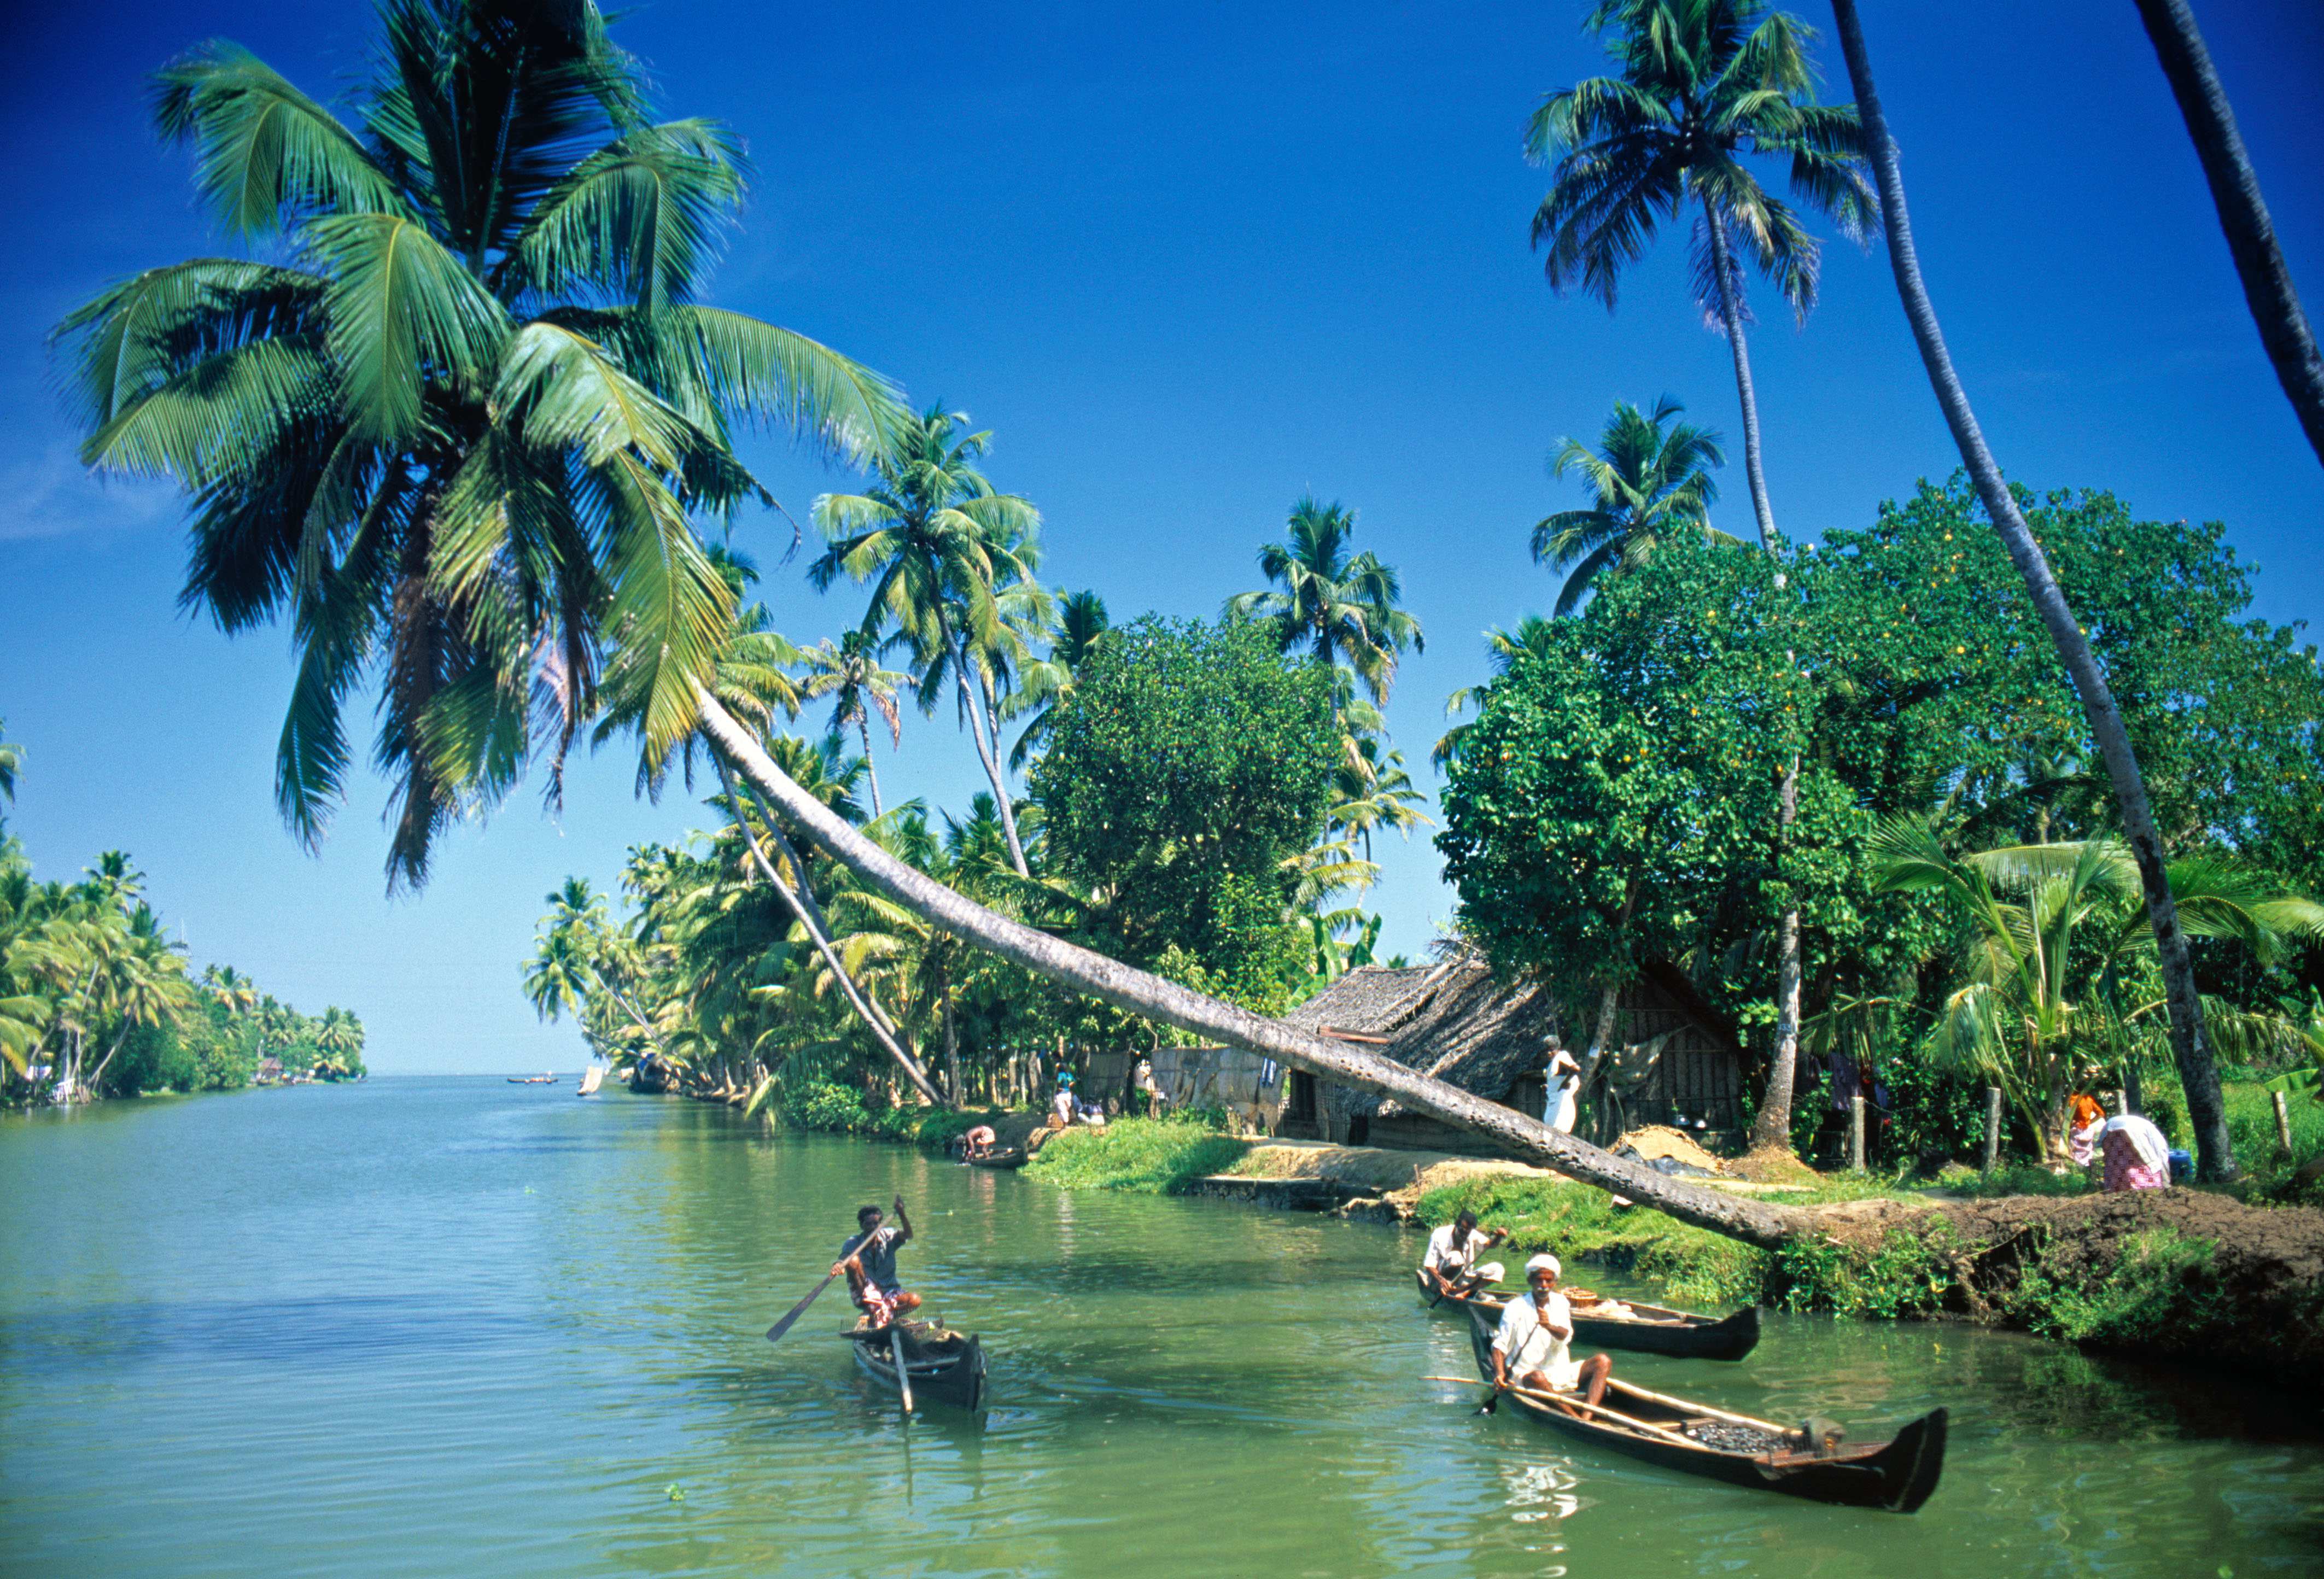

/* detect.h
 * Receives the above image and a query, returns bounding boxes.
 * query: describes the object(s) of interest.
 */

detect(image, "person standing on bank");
[1491,1254,1612,1410]
[1543,1045,1583,1135]
[832,1198,919,1327]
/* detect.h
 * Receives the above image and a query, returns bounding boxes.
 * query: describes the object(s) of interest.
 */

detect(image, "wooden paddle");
[889,1325,915,1414]
[765,1270,844,1344]
[1425,1377,1715,1453]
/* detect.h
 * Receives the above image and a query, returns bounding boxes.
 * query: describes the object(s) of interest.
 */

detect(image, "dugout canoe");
[1460,1306,1945,1512]
[846,1321,988,1413]
[964,1148,1029,1171]
[1417,1270,1760,1361]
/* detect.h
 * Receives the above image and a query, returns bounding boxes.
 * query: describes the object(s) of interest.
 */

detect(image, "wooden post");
[1983,1086,2003,1172]
[2275,1089,2296,1153]
[1849,1095,1866,1171]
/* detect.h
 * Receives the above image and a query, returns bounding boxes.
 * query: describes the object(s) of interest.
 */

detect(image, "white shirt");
[1053,1089,1076,1121]
[1422,1224,1489,1276]
[1492,1289,1580,1390]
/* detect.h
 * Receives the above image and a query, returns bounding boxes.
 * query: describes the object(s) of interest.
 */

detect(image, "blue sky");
[2,1,2319,1074]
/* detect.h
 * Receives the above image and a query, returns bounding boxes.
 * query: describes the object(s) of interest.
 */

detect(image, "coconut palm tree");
[1002,589,1110,771]
[1228,496,1424,705]
[796,630,909,816]
[1527,0,1874,546]
[2133,0,2324,470]
[1535,396,1731,615]
[1827,0,2235,1179]
[51,0,903,892]
[809,406,1041,875]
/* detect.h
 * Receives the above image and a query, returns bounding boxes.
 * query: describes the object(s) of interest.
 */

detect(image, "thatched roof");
[1288,955,1572,1118]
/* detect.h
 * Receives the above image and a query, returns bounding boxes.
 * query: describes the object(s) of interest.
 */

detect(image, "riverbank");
[1020,1116,2324,1389]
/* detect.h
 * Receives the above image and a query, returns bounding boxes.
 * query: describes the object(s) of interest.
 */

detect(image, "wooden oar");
[766,1270,845,1344]
[1608,1379,1791,1436]
[889,1325,915,1414]
[1424,1377,1717,1453]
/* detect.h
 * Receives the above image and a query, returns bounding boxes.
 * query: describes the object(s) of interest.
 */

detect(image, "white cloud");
[0,441,179,542]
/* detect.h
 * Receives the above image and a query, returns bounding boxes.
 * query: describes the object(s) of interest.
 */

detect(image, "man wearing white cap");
[1491,1253,1613,1408]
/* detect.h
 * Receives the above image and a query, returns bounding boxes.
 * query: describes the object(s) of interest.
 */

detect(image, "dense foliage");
[1440,479,2324,1162]
[1035,616,1339,1011]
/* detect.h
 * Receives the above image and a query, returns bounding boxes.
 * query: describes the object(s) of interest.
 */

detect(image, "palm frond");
[302,213,511,448]
[151,41,406,237]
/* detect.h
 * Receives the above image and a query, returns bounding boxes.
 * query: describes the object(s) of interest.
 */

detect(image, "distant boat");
[577,1066,604,1097]
[507,1073,559,1085]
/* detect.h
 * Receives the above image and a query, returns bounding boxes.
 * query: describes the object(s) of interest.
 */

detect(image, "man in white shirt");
[1491,1254,1612,1408]
[1421,1210,1508,1300]
[1543,1046,1583,1134]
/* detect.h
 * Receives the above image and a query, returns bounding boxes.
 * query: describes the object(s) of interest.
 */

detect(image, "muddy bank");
[1801,1188,2324,1385]
[1153,1127,2324,1390]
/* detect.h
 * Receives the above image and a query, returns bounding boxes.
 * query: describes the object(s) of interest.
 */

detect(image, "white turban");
[1524,1253,1561,1277]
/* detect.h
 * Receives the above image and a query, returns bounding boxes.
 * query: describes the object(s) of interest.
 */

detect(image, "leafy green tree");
[1227,496,1423,704]
[53,0,901,890]
[1437,547,1803,1102]
[1527,0,1873,544]
[1033,617,1337,1005]
[811,406,1041,874]
[1534,395,1731,615]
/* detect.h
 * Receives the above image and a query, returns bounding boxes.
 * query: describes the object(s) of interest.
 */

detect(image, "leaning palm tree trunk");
[1829,0,2234,1180]
[710,751,947,1108]
[694,682,1800,1247]
[2133,0,2324,469]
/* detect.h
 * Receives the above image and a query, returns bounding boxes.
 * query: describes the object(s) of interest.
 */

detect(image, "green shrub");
[2005,1226,2227,1347]
[1764,1227,1955,1319]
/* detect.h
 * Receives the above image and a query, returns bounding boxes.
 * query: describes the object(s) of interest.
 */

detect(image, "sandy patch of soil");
[1609,1125,1727,1174]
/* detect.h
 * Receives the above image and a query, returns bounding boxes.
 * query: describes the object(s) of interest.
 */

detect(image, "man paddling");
[1490,1254,1612,1411]
[1421,1209,1507,1300]
[832,1198,920,1328]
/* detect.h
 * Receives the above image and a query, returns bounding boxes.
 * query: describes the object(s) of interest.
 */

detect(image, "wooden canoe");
[1418,1270,1760,1361]
[1461,1307,1945,1512]
[964,1148,1029,1171]
[846,1321,988,1413]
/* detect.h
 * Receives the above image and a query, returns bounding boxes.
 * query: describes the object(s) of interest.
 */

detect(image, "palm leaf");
[302,213,511,449]
[151,42,406,237]
[509,120,746,309]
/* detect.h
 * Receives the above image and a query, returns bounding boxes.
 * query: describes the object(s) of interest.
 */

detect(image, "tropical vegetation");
[2,721,363,1104]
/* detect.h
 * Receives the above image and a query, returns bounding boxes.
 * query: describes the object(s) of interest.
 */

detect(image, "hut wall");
[1143,1045,1288,1133]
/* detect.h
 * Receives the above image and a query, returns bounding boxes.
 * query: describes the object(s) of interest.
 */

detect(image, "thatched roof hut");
[1286,953,1749,1156]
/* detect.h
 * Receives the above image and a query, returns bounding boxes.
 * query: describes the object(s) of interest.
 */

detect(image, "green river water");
[4,1077,2320,1577]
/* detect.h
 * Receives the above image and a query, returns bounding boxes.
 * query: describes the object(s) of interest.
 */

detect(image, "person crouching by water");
[960,1123,997,1161]
[833,1197,919,1327]
[1421,1209,1508,1300]
[1491,1254,1612,1412]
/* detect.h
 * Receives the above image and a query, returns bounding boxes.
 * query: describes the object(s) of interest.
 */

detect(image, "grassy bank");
[772,1080,995,1155]
[1023,1114,1252,1192]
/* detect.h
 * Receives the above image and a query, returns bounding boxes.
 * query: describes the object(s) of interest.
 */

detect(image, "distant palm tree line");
[2,718,363,1104]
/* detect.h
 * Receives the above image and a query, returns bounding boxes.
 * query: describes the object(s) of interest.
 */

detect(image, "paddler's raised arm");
[890,1195,913,1246]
